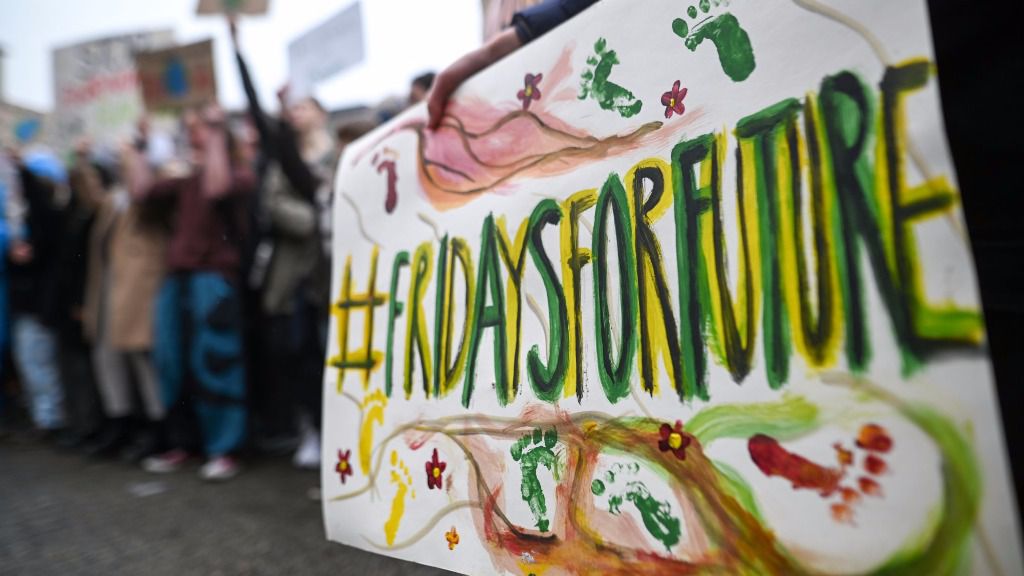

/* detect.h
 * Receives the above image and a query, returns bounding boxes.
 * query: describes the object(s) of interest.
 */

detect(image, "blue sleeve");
[512,0,601,45]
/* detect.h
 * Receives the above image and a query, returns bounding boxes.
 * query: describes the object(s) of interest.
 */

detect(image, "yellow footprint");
[384,450,416,546]
[359,389,388,475]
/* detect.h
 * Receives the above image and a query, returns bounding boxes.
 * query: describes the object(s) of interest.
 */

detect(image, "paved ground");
[0,437,456,576]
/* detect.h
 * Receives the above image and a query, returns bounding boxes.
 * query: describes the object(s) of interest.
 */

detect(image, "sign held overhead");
[196,0,269,16]
[288,1,365,99]
[135,40,218,112]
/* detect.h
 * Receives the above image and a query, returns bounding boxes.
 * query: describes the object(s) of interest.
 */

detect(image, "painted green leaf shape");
[870,402,981,576]
[688,394,820,446]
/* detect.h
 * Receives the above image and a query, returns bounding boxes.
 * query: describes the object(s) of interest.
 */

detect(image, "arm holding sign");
[230,16,319,205]
[198,105,237,201]
[229,16,275,156]
[427,0,600,129]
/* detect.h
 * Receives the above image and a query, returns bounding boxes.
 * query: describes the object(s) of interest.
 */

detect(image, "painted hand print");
[322,2,1022,575]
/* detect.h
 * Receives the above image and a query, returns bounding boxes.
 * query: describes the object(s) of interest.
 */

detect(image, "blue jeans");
[12,315,64,429]
[155,272,246,456]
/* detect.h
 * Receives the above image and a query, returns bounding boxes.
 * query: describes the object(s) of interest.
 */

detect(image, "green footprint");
[578,38,643,118]
[511,428,560,532]
[672,1,756,82]
[591,462,682,551]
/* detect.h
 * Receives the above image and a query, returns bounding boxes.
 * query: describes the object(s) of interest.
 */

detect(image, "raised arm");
[427,27,521,130]
[229,15,275,154]
[121,138,157,200]
[200,107,234,201]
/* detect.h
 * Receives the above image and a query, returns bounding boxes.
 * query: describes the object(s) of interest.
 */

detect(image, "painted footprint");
[591,462,682,551]
[359,389,388,475]
[510,428,560,532]
[672,0,756,82]
[578,38,643,118]
[383,450,416,546]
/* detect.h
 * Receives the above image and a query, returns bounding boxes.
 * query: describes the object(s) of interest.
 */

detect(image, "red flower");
[335,449,353,484]
[661,80,688,119]
[658,420,691,460]
[425,448,447,489]
[517,73,543,110]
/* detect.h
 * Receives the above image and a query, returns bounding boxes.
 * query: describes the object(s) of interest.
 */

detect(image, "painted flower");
[445,526,460,550]
[661,80,688,118]
[658,420,691,460]
[517,73,543,110]
[425,448,447,489]
[335,449,353,484]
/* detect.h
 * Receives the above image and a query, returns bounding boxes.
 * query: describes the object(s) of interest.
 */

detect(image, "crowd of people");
[0,16,432,483]
[0,0,593,486]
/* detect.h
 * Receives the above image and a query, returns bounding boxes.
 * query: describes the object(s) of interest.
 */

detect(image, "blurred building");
[0,45,55,149]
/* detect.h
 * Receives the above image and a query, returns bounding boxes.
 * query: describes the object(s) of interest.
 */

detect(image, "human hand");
[427,27,522,130]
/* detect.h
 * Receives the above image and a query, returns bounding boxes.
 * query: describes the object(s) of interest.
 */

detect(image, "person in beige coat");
[81,148,169,461]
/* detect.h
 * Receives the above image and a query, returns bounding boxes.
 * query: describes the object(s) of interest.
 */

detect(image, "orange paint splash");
[833,443,853,468]
[855,424,893,453]
[830,503,855,525]
[839,486,862,505]
[858,476,884,497]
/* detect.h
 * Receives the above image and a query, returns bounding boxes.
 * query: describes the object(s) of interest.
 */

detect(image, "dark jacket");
[512,0,599,44]
[8,167,66,324]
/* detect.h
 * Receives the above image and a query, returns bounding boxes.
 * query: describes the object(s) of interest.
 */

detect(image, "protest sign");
[195,0,269,16]
[287,1,364,99]
[52,30,173,149]
[135,40,217,112]
[323,1,1023,574]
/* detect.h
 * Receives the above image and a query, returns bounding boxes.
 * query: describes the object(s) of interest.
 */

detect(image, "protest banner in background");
[53,30,173,150]
[135,40,217,112]
[287,1,364,99]
[195,0,269,16]
[323,1,1023,574]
